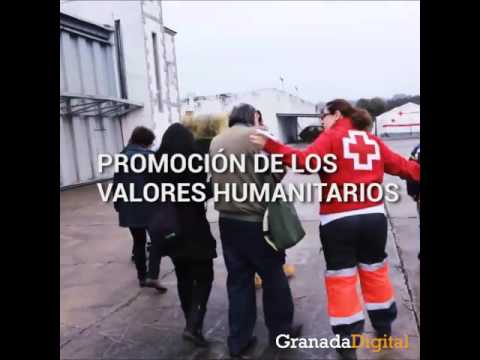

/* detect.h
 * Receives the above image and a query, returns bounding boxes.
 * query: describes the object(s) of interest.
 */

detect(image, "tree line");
[355,94,420,118]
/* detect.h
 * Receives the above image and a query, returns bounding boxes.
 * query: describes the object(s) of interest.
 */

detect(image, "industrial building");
[60,0,180,188]
[182,88,321,144]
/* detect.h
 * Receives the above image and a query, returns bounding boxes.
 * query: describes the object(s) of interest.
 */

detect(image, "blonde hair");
[181,112,229,139]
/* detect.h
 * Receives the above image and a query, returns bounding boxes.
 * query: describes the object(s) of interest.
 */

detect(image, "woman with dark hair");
[150,123,216,347]
[250,99,420,359]
[254,110,264,127]
[113,126,167,293]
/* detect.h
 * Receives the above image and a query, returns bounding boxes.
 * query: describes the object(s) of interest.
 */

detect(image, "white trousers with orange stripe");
[320,213,397,337]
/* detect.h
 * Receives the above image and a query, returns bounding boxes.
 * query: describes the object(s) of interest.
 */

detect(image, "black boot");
[183,301,209,347]
[229,336,258,359]
[144,278,167,293]
[375,325,392,338]
[270,323,303,347]
[336,347,357,360]
[182,328,209,347]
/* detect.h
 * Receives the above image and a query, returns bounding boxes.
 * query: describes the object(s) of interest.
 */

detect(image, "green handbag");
[263,190,306,251]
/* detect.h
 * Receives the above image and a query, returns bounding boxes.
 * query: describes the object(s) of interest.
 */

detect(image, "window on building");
[151,32,163,112]
[114,20,128,99]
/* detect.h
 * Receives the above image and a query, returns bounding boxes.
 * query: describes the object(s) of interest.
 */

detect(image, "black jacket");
[148,128,216,260]
[113,144,155,228]
[406,144,420,201]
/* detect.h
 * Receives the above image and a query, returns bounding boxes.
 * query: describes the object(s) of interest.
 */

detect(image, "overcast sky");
[162,1,419,103]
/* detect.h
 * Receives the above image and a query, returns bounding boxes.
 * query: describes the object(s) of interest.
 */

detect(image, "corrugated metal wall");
[60,31,117,96]
[59,112,124,187]
[60,28,124,188]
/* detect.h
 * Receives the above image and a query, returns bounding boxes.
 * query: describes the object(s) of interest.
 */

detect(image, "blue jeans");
[219,217,294,354]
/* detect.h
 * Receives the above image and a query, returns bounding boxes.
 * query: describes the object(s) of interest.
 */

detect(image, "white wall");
[141,2,170,146]
[182,88,317,140]
[60,0,180,150]
[164,32,181,123]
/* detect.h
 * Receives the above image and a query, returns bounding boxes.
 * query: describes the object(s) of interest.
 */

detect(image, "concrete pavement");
[60,137,420,359]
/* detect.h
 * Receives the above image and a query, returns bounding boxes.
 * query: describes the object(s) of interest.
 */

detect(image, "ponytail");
[325,99,373,131]
[350,108,373,131]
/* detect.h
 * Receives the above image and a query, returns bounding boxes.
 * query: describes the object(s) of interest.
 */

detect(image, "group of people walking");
[112,99,420,360]
[113,123,216,346]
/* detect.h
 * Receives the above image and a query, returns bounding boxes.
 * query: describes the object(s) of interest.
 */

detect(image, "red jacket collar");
[332,117,353,130]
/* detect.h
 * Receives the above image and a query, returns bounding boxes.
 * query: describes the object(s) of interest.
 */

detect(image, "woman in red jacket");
[250,99,420,359]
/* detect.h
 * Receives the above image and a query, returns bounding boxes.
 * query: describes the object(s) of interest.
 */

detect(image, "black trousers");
[129,227,161,281]
[219,217,294,355]
[320,213,397,339]
[131,239,151,255]
[171,257,214,333]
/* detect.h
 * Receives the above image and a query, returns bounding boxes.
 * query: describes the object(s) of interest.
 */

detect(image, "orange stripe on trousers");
[358,263,394,303]
[325,274,362,318]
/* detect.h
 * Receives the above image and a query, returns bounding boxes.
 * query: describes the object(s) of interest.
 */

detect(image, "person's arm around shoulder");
[377,137,420,182]
[250,128,333,170]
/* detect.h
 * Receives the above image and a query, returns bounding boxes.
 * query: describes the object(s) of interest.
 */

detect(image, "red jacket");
[264,117,420,216]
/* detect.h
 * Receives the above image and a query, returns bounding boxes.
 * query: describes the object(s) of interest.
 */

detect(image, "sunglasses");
[319,107,332,120]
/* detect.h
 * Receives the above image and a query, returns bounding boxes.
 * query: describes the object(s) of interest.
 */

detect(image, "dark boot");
[184,309,209,347]
[144,278,167,293]
[182,328,209,347]
[335,333,359,360]
[375,325,392,338]
[336,347,357,360]
[270,323,303,347]
[288,324,303,338]
[229,336,258,359]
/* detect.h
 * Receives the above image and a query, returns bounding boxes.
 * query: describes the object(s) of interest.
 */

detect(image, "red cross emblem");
[399,111,403,116]
[342,130,380,170]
